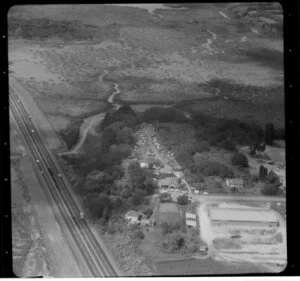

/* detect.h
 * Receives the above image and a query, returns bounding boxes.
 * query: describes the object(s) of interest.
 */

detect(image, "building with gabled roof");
[208,207,279,227]
[159,177,178,189]
[225,178,244,189]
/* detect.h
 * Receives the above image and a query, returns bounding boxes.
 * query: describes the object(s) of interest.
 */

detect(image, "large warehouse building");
[208,207,279,227]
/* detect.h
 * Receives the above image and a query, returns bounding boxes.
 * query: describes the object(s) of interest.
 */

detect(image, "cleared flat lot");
[198,201,286,272]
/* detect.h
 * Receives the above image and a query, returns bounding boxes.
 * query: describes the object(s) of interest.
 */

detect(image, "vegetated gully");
[62,71,121,155]
[9,88,118,277]
[63,71,178,154]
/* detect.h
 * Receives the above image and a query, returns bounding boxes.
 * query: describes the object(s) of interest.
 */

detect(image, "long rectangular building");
[208,207,279,227]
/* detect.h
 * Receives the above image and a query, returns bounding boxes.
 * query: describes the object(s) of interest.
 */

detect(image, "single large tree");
[265,123,275,145]
[259,165,268,181]
[177,194,189,205]
[231,152,249,168]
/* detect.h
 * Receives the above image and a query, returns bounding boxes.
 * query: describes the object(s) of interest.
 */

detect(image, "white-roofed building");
[208,207,279,227]
[186,212,197,228]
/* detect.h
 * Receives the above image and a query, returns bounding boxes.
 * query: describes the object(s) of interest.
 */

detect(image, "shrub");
[220,139,236,151]
[261,183,280,195]
[159,192,172,202]
[144,208,153,218]
[132,230,145,240]
[196,141,211,152]
[231,152,249,168]
[177,194,189,205]
[213,181,223,189]
[266,170,281,185]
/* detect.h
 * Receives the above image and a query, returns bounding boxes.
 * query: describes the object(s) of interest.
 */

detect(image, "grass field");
[8,3,284,141]
[155,256,267,275]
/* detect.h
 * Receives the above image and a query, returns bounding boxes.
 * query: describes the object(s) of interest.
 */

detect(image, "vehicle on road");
[199,243,208,255]
[58,173,62,178]
[203,192,208,195]
[31,129,35,133]
[36,159,40,163]
[80,212,85,219]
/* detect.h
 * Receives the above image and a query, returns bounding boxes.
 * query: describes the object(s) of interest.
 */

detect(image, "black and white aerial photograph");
[8,3,286,277]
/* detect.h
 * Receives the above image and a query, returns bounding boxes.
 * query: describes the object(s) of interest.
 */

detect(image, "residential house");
[159,177,178,190]
[125,210,143,224]
[225,178,244,190]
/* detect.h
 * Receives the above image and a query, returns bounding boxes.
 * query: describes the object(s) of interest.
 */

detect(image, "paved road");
[9,84,119,277]
[194,194,285,203]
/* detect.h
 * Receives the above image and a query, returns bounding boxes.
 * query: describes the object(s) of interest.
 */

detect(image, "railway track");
[9,86,119,277]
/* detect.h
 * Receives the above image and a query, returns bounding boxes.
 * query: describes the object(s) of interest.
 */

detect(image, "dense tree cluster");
[142,107,188,123]
[231,152,249,168]
[177,194,189,205]
[192,112,264,147]
[191,159,235,178]
[63,106,157,221]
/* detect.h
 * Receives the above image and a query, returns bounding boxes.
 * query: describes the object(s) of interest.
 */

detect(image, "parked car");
[199,243,208,255]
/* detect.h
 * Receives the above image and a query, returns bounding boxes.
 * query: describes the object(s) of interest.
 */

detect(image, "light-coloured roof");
[159,177,178,186]
[186,220,197,227]
[125,210,142,218]
[226,178,244,186]
[209,207,278,223]
[186,213,196,219]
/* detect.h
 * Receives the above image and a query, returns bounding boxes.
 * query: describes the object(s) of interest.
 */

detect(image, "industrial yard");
[198,202,286,272]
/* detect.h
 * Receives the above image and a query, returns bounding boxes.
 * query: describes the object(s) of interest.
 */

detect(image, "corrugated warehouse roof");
[209,207,278,223]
